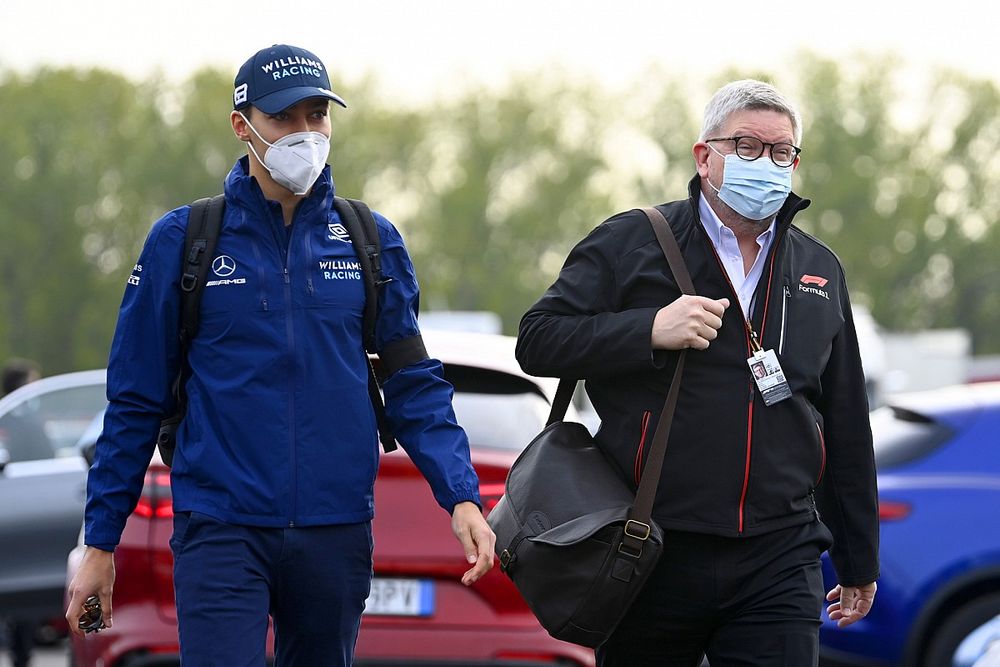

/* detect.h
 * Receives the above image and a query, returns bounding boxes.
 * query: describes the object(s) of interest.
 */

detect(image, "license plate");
[363,578,434,616]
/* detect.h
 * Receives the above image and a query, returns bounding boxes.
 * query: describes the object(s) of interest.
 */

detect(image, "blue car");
[820,383,1000,667]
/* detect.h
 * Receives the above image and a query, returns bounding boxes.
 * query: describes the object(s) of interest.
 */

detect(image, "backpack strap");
[333,196,430,454]
[180,195,226,343]
[333,197,386,353]
[157,194,225,467]
[332,197,429,372]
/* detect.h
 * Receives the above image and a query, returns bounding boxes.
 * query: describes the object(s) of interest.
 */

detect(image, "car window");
[442,364,551,451]
[452,392,551,451]
[870,405,954,469]
[0,384,107,463]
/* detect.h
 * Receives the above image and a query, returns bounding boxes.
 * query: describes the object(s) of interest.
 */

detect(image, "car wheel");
[922,593,1000,667]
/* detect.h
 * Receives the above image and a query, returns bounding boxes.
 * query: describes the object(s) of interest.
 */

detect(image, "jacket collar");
[223,156,336,224]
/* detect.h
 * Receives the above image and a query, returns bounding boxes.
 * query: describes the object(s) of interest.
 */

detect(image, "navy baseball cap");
[233,44,347,113]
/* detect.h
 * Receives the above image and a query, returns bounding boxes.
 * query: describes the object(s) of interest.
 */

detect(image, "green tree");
[401,77,614,332]
[3,56,1000,373]
[0,68,166,371]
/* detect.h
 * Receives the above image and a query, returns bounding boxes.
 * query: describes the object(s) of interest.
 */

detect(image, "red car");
[66,330,596,667]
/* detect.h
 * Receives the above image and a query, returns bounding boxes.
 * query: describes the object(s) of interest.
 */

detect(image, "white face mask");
[240,112,330,195]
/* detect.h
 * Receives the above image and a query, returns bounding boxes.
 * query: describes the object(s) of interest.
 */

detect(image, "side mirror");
[0,445,9,473]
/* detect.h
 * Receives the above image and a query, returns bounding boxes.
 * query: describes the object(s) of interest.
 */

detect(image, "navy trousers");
[597,520,833,667]
[171,512,373,667]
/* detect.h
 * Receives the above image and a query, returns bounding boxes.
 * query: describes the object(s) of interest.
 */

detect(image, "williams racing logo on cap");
[207,255,246,287]
[260,56,324,81]
[798,274,830,300]
[234,83,248,107]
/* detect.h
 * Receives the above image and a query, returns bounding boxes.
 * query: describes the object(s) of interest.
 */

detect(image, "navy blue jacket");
[85,158,480,547]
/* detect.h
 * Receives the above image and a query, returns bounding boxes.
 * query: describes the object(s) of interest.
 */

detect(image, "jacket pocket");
[815,422,827,485]
[779,285,790,355]
[169,511,194,555]
[634,410,652,486]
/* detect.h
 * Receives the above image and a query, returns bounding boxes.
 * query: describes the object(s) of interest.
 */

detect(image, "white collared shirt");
[697,193,775,319]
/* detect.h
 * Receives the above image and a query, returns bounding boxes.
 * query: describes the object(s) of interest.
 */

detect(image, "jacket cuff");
[836,568,880,588]
[440,488,482,514]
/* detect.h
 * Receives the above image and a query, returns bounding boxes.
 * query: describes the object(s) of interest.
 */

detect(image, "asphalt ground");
[0,642,67,667]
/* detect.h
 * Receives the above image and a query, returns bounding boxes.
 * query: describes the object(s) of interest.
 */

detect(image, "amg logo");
[206,278,247,287]
[798,284,830,300]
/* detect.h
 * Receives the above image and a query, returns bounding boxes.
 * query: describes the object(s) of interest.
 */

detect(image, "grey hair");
[699,79,802,145]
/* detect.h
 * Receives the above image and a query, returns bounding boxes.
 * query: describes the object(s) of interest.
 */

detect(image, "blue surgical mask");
[707,146,793,221]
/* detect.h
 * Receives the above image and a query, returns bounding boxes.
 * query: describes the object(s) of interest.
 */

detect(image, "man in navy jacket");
[517,80,877,666]
[66,44,494,666]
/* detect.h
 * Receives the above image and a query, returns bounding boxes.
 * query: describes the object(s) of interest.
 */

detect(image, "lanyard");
[704,237,772,354]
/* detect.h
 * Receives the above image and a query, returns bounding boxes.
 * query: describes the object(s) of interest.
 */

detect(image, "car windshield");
[0,382,107,462]
[870,405,953,469]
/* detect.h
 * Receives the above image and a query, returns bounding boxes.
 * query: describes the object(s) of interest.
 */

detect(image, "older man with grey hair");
[516,79,878,665]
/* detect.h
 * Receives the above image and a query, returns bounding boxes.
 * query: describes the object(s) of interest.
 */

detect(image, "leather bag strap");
[627,207,696,537]
[543,206,695,554]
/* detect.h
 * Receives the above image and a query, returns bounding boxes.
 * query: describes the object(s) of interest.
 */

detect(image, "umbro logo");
[328,224,351,243]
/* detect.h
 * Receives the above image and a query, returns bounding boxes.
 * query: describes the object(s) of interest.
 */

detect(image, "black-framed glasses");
[706,136,801,168]
[78,595,107,634]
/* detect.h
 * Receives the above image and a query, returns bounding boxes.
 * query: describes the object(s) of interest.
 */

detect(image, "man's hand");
[826,582,877,628]
[451,501,496,586]
[66,547,116,636]
[652,296,730,350]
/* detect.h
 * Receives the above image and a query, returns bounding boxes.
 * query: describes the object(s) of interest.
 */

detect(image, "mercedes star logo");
[212,255,236,277]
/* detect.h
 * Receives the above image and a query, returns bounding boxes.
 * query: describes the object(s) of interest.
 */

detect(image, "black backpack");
[156,195,420,466]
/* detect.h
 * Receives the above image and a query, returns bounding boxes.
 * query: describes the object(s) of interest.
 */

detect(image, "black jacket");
[516,177,879,587]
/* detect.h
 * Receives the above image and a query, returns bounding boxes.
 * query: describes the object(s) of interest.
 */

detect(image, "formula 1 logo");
[800,274,829,287]
[798,274,830,300]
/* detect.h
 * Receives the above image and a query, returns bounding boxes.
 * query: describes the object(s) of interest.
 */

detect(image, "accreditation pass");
[747,349,792,406]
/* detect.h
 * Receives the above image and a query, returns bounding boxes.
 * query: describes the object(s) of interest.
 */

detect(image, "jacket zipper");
[815,422,827,485]
[302,222,315,296]
[273,212,299,528]
[705,242,761,536]
[248,233,269,311]
[739,384,754,533]
[739,236,783,534]
[779,285,789,355]
[634,410,652,486]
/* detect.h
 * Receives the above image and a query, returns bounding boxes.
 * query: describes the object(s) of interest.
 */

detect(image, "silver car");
[0,370,106,618]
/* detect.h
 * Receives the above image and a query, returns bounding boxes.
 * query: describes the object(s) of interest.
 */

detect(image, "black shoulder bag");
[487,206,695,648]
